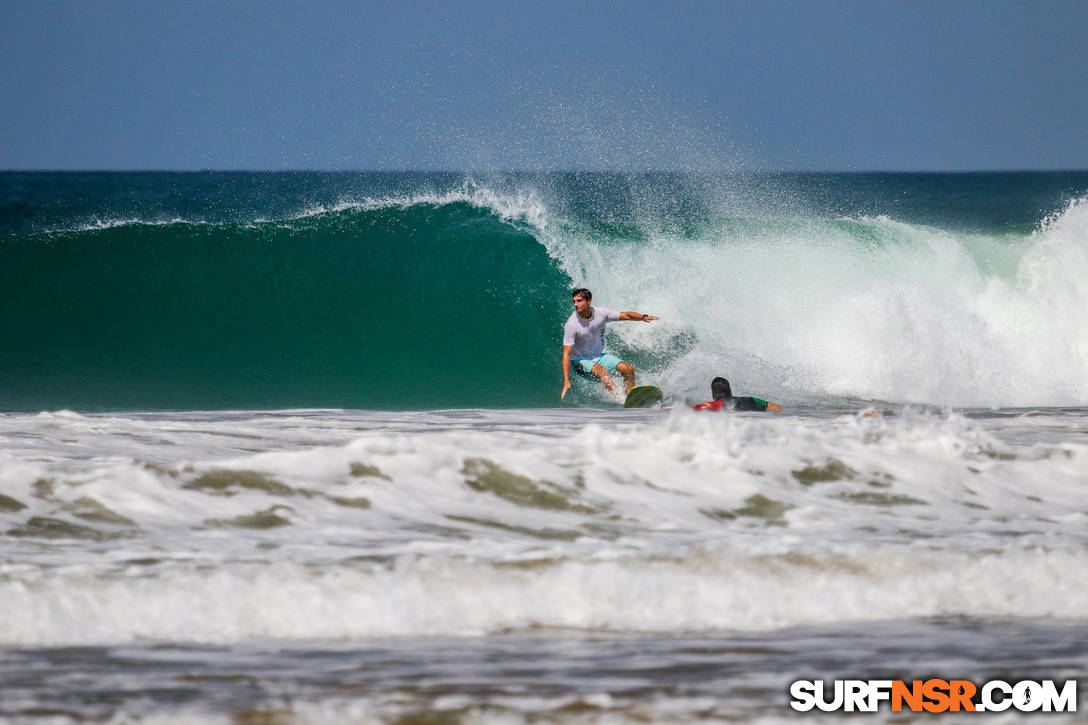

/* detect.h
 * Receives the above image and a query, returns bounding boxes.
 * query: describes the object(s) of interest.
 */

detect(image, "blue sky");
[3,0,1086,171]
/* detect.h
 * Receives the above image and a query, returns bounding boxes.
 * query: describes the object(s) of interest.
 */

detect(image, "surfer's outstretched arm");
[561,345,573,399]
[618,311,658,322]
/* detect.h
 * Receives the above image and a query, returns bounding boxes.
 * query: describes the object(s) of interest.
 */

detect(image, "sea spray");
[545,193,1088,408]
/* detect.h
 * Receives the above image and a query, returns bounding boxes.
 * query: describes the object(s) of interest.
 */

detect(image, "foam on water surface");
[2,407,1087,646]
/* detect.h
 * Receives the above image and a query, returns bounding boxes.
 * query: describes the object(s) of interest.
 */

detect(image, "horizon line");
[3,167,1088,175]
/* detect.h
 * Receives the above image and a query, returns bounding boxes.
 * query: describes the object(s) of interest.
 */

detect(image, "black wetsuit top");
[691,396,771,412]
[728,396,770,412]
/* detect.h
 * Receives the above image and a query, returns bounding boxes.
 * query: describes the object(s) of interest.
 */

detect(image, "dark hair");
[571,288,592,300]
[711,377,732,400]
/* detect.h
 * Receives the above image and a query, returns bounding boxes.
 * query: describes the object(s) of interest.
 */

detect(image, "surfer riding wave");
[560,288,657,399]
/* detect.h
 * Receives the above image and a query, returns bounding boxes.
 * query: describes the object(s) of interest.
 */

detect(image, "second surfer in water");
[691,377,782,412]
[560,288,657,399]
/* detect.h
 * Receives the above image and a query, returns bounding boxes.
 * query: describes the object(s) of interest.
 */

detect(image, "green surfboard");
[624,384,664,408]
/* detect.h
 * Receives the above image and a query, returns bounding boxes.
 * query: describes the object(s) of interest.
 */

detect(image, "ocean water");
[2,171,1088,723]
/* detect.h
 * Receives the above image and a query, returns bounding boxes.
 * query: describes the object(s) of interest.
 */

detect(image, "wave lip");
[287,180,553,229]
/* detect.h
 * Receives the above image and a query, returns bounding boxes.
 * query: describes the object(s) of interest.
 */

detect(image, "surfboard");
[624,384,664,408]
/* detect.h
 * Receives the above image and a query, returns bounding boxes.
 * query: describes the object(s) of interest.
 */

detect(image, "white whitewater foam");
[3,408,1087,550]
[542,196,1088,408]
[2,544,1086,646]
[1,409,1087,646]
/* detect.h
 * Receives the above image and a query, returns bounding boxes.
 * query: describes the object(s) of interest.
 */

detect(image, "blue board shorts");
[572,353,623,376]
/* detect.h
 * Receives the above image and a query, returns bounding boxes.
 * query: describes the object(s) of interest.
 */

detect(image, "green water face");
[2,202,572,410]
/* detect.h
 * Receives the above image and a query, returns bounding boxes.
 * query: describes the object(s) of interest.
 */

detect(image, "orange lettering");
[948,680,976,712]
[892,680,924,712]
[922,679,951,713]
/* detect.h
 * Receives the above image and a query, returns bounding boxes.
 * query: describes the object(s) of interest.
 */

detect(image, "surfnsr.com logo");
[789,679,1077,713]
